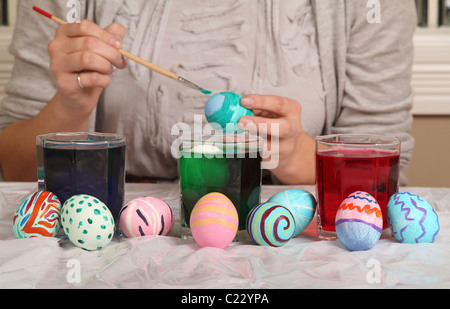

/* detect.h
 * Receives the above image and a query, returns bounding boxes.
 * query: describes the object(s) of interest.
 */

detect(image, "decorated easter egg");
[387,192,440,244]
[335,191,383,251]
[268,189,317,237]
[246,202,295,247]
[119,197,174,238]
[13,191,61,239]
[205,92,254,132]
[61,194,115,251]
[190,192,238,249]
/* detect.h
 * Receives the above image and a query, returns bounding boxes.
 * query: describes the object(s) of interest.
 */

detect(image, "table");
[0,182,449,289]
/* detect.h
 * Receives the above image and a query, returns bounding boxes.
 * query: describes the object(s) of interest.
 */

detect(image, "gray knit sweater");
[0,0,416,184]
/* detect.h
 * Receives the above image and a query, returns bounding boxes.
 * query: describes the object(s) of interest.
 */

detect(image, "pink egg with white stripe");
[119,197,174,238]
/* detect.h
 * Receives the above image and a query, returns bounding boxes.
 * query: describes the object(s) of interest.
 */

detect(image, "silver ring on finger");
[77,73,85,89]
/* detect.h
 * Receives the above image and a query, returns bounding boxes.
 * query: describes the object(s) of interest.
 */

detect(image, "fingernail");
[241,97,255,107]
[239,117,253,126]
[238,117,256,132]
[110,37,121,49]
[119,57,127,68]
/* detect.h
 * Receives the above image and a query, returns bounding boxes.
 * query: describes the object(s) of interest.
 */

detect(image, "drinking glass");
[315,134,400,241]
[178,133,263,241]
[36,132,127,222]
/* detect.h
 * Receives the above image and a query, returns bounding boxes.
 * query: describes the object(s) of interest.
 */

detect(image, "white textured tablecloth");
[0,182,449,289]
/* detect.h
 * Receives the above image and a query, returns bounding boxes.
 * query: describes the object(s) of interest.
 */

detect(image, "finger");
[56,72,110,101]
[56,36,125,69]
[239,116,293,138]
[52,51,114,76]
[241,95,300,117]
[253,110,278,118]
[57,19,122,49]
[104,23,127,68]
[59,72,111,93]
[75,72,112,89]
[105,23,126,42]
[104,23,128,69]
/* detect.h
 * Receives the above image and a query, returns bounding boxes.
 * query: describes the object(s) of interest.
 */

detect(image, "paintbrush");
[33,6,212,95]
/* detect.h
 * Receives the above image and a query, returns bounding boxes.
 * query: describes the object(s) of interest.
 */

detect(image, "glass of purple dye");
[36,132,126,222]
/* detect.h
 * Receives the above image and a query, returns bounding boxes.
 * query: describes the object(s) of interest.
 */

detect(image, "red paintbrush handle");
[33,6,67,25]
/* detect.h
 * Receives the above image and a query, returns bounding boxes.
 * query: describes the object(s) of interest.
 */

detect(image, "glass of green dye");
[178,133,263,240]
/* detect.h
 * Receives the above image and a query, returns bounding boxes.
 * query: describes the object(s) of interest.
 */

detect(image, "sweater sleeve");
[0,0,122,134]
[0,0,64,132]
[331,0,417,186]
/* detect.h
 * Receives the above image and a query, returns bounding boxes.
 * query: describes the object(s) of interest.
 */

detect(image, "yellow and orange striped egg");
[190,192,238,249]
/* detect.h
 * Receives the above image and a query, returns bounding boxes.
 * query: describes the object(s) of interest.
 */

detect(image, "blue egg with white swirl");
[268,189,316,237]
[387,192,440,244]
[205,92,254,133]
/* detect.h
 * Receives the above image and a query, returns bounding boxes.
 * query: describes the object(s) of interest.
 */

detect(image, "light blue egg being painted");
[268,189,317,237]
[205,92,254,132]
[205,94,224,118]
[387,192,440,244]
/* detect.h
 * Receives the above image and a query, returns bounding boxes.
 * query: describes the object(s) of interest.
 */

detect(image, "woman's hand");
[47,20,127,121]
[0,21,129,181]
[239,95,316,185]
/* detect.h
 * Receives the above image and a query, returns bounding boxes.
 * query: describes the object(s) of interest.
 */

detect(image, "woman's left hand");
[238,95,316,185]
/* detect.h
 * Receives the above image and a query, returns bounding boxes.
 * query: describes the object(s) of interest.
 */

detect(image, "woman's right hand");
[0,20,128,181]
[47,20,127,120]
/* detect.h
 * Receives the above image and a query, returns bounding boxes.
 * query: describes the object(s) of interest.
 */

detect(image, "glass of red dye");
[315,134,400,241]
